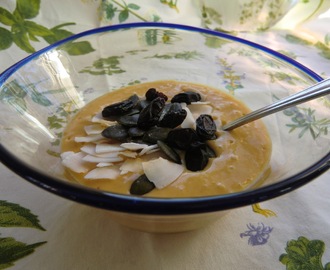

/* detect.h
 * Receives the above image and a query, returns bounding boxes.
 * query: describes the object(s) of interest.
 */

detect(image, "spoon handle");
[221,77,330,131]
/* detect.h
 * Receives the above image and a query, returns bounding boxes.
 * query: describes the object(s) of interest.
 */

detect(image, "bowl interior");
[0,23,329,213]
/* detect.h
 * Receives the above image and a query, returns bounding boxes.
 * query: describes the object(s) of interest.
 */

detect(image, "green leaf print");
[0,237,46,270]
[0,79,55,113]
[30,91,52,106]
[0,80,28,112]
[143,29,157,45]
[279,236,330,270]
[0,201,45,230]
[4,97,27,113]
[0,7,17,26]
[202,6,223,27]
[104,3,117,20]
[272,93,330,139]
[202,34,229,49]
[0,2,94,55]
[46,100,79,155]
[48,115,66,130]
[103,0,146,22]
[80,56,125,75]
[284,34,330,60]
[15,0,40,19]
[145,51,203,60]
[0,27,13,50]
[118,9,129,23]
[137,29,180,46]
[24,20,53,37]
[0,200,46,268]
[43,23,95,55]
[315,41,330,60]
[284,107,330,139]
[60,41,95,56]
[265,71,304,85]
[12,27,36,53]
[42,23,76,44]
[0,80,27,100]
[285,34,314,46]
[160,0,179,11]
[127,3,140,10]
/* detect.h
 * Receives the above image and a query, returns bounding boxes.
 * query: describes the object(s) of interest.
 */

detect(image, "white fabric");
[0,1,330,269]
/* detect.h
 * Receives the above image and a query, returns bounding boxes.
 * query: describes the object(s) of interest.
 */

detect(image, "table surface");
[0,1,329,269]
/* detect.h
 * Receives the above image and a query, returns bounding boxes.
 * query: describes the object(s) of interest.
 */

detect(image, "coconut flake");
[60,151,75,160]
[75,134,104,143]
[84,124,104,135]
[91,113,115,126]
[81,144,122,158]
[119,158,143,174]
[119,151,138,158]
[82,155,123,163]
[80,144,97,155]
[190,101,211,105]
[181,106,196,129]
[144,148,160,155]
[95,143,125,153]
[61,151,90,173]
[142,157,184,189]
[85,167,120,180]
[96,162,113,167]
[97,152,122,158]
[123,173,141,183]
[139,144,158,156]
[121,142,149,151]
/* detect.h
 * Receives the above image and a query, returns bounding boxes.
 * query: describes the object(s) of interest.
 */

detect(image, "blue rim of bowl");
[0,22,329,215]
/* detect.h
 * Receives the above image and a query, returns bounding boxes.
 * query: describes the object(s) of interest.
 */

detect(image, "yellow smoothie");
[61,80,271,197]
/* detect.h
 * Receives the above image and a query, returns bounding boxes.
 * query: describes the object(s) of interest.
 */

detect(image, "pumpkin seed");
[202,143,217,158]
[117,113,139,127]
[157,140,181,164]
[137,97,165,129]
[171,91,201,104]
[102,94,139,117]
[125,109,141,116]
[166,128,200,150]
[128,126,145,137]
[137,99,150,110]
[143,126,171,144]
[130,174,155,195]
[158,103,187,128]
[101,124,128,141]
[185,145,209,171]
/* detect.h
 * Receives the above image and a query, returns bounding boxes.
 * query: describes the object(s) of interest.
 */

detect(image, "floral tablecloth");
[1,1,330,269]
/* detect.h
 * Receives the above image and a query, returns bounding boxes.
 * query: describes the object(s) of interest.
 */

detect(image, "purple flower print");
[240,223,273,246]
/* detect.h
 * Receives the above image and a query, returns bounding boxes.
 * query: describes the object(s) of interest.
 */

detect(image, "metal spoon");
[221,77,330,131]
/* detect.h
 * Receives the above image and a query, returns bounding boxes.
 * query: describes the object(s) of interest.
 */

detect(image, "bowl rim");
[0,22,329,215]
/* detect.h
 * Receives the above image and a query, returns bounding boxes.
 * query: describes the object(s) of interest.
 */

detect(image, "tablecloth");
[0,0,330,269]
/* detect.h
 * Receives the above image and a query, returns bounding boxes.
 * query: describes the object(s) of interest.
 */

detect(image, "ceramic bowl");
[0,23,329,233]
